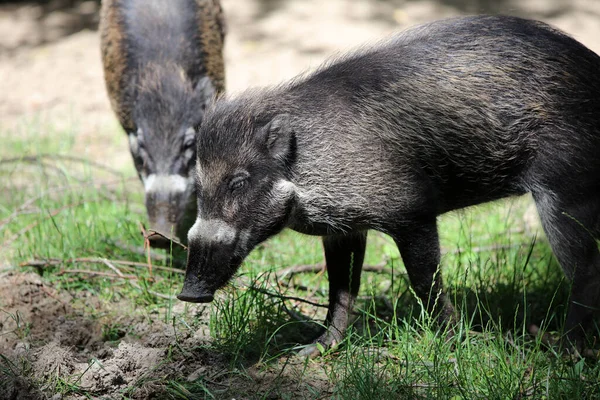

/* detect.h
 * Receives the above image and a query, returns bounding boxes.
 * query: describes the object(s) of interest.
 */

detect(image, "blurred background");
[1,0,598,159]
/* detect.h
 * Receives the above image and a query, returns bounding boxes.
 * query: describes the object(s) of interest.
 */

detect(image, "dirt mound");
[0,376,43,400]
[33,341,78,381]
[0,272,205,399]
[0,272,97,354]
[0,271,327,399]
[77,342,165,394]
[0,272,99,398]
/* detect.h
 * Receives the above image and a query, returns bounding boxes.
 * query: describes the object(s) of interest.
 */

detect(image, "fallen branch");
[57,269,138,280]
[442,243,530,255]
[109,259,182,274]
[248,285,328,309]
[139,222,154,277]
[109,240,169,261]
[144,229,188,250]
[19,257,183,274]
[276,261,392,281]
[280,304,312,323]
[128,281,176,300]
[275,277,314,323]
[54,266,176,300]
[100,258,125,277]
[276,264,325,278]
[272,245,532,282]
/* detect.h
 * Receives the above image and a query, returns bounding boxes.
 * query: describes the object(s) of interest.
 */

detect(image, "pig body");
[179,16,600,352]
[100,0,225,247]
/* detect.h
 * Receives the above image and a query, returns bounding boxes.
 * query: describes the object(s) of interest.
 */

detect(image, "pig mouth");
[177,256,244,304]
[177,291,214,303]
[177,267,218,303]
[144,221,184,250]
[148,235,180,249]
[177,278,216,303]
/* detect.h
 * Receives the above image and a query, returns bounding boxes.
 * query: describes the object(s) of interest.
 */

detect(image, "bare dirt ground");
[0,272,329,399]
[1,0,600,398]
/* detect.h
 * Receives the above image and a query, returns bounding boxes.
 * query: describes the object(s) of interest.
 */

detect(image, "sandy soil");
[1,0,600,398]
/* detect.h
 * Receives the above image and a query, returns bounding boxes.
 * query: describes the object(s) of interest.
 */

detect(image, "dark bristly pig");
[178,15,600,354]
[100,0,225,248]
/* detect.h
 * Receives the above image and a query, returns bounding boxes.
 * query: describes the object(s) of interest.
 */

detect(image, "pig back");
[289,15,600,212]
[100,0,226,131]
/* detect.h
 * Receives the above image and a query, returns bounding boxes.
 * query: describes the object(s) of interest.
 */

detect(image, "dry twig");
[100,258,125,277]
[19,257,183,274]
[277,261,390,278]
[57,269,137,280]
[39,260,177,300]
[144,229,188,250]
[139,222,154,277]
[442,242,529,255]
[248,285,328,309]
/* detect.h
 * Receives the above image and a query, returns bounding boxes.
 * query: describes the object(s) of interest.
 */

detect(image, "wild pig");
[100,0,225,248]
[178,15,600,353]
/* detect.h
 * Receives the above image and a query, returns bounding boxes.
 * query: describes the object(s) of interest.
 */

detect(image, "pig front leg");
[392,219,456,330]
[298,231,367,357]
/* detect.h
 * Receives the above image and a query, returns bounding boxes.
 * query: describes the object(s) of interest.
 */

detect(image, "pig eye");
[183,127,196,147]
[183,137,195,150]
[228,173,249,192]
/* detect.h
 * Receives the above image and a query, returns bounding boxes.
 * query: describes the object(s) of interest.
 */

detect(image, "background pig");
[100,0,225,248]
[178,15,600,353]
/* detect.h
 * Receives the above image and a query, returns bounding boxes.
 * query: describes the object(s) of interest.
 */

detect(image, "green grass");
[0,121,599,399]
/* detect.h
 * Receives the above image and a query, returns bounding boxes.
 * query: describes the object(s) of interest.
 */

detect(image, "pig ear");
[194,77,216,109]
[259,114,294,163]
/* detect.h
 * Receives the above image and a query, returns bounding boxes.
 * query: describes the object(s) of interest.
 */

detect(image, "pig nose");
[147,233,172,249]
[147,218,179,249]
[177,280,215,303]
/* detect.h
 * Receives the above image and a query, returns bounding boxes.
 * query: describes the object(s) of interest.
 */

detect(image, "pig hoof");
[296,336,339,358]
[297,343,322,358]
[176,293,214,303]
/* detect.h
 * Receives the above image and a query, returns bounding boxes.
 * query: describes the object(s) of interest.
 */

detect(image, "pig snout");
[147,213,178,248]
[147,234,174,249]
[144,174,191,248]
[178,218,244,303]
[178,269,215,303]
[177,240,233,303]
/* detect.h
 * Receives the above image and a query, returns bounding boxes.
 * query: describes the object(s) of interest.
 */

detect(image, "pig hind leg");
[298,231,367,356]
[392,218,456,330]
[532,187,600,348]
